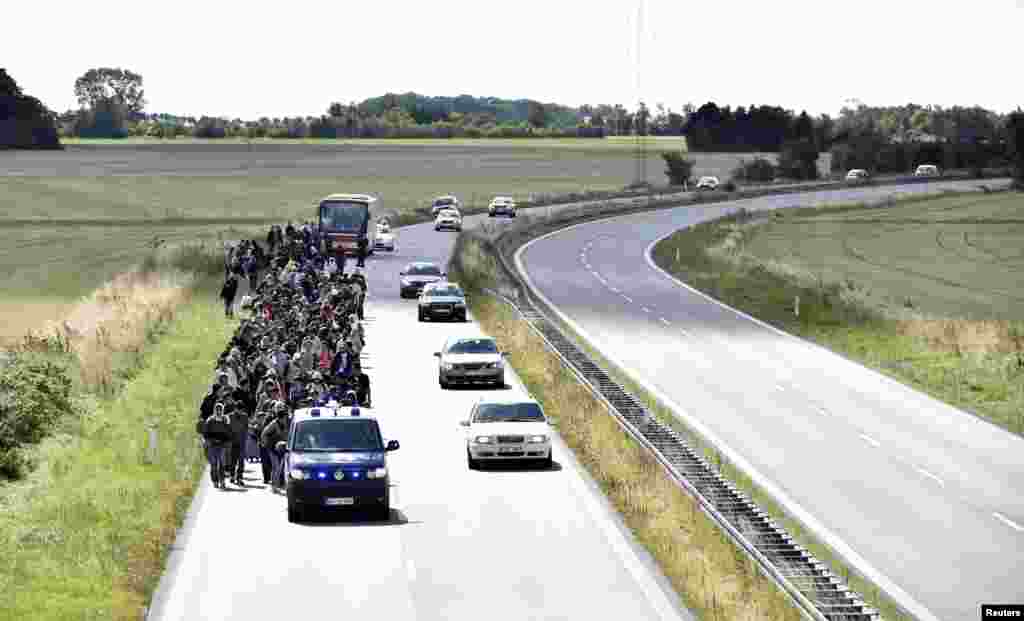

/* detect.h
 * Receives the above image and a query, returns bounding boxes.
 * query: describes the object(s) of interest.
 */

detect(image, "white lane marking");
[859,434,881,448]
[679,328,690,337]
[775,383,786,392]
[993,512,1024,532]
[640,307,650,313]
[914,467,945,487]
[817,407,829,416]
[608,286,619,293]
[659,317,670,326]
[406,559,417,580]
[621,294,633,303]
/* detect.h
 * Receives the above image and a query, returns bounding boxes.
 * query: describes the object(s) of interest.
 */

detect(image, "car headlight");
[366,467,387,479]
[474,436,492,444]
[289,468,309,480]
[528,435,548,444]
[441,362,454,371]
[401,278,411,286]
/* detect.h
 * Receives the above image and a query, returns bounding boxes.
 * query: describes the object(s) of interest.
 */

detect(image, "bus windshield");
[320,201,369,233]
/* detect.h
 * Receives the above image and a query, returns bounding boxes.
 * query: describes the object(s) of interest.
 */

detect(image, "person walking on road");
[261,403,290,493]
[356,237,368,268]
[228,403,249,486]
[220,274,239,318]
[201,403,233,489]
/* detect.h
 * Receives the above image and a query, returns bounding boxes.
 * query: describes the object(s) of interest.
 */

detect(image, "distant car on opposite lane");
[418,282,468,322]
[696,176,720,191]
[845,169,871,182]
[374,223,396,251]
[488,196,517,217]
[434,335,505,388]
[399,262,445,298]
[461,395,552,469]
[435,208,462,231]
[914,164,940,177]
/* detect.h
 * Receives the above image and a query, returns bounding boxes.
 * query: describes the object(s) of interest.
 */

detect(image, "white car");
[487,196,517,217]
[374,225,396,251]
[845,169,871,181]
[434,335,505,388]
[695,176,720,191]
[431,195,461,216]
[461,395,553,469]
[914,164,940,177]
[434,208,462,231]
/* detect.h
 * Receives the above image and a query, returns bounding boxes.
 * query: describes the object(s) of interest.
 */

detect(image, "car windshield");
[429,286,463,297]
[407,264,441,276]
[433,198,455,207]
[320,201,368,232]
[474,402,545,423]
[292,419,382,452]
[447,338,498,354]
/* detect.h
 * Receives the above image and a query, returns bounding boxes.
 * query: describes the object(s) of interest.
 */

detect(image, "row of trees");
[0,68,61,149]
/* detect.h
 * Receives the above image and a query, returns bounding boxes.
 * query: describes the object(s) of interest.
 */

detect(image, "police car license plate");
[326,497,355,506]
[499,447,521,453]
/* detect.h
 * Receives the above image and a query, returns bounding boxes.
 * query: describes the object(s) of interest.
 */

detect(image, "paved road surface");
[150,225,692,621]
[513,179,1024,621]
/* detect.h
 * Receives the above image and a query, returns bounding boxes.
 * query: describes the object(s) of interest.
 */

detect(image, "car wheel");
[467,448,478,470]
[418,310,425,322]
[510,212,516,218]
[495,374,504,388]
[287,502,303,523]
[439,375,448,389]
[542,453,553,470]
[376,492,390,521]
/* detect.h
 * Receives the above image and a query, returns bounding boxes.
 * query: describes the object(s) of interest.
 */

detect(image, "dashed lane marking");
[993,512,1024,532]
[659,317,670,326]
[641,307,650,313]
[775,383,786,392]
[914,467,945,487]
[679,328,690,337]
[859,434,881,448]
[621,294,633,303]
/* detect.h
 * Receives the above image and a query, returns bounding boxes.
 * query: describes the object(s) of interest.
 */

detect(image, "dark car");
[285,408,400,522]
[399,262,445,298]
[418,282,468,322]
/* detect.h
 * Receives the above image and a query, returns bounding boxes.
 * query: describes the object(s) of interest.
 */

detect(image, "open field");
[652,190,1024,437]
[740,191,1024,320]
[59,136,690,150]
[0,143,792,340]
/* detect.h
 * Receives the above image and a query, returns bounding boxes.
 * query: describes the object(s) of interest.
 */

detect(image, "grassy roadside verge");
[448,232,803,621]
[0,280,233,620]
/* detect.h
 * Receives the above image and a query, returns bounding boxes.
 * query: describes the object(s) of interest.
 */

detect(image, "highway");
[149,221,692,621]
[513,178,1024,621]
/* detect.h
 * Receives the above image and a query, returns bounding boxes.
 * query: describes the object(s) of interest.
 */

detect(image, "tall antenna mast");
[634,0,647,187]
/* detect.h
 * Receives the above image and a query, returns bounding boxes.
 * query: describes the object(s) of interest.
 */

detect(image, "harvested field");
[742,191,1024,320]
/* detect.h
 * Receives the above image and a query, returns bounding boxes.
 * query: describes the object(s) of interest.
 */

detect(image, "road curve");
[514,179,1024,621]
[149,222,692,621]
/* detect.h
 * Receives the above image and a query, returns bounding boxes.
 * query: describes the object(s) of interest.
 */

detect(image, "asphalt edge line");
[514,217,942,621]
[145,464,213,621]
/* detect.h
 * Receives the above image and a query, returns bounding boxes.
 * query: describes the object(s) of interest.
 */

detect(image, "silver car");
[434,336,506,388]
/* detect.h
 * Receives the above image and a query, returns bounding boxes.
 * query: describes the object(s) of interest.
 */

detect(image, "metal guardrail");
[480,285,880,621]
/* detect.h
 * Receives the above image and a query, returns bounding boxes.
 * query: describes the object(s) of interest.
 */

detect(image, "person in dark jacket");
[228,403,250,486]
[352,362,371,407]
[356,237,368,268]
[220,275,239,318]
[202,403,233,489]
[261,404,290,493]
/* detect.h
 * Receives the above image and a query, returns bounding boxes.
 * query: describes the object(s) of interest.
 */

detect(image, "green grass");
[0,283,234,621]
[60,136,686,150]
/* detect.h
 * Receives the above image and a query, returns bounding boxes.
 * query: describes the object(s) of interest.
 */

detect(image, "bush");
[662,151,695,185]
[0,354,75,479]
[777,139,819,180]
[731,157,776,183]
[192,117,226,138]
[723,180,737,192]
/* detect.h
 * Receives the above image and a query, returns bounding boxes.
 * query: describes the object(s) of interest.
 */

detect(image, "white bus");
[317,193,380,257]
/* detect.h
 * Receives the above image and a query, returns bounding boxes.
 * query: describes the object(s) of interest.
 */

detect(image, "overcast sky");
[3,0,1020,120]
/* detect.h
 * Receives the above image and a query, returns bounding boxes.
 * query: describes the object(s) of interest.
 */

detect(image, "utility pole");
[633,0,646,188]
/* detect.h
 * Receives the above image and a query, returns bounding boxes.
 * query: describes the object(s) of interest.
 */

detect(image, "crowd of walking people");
[198,221,374,492]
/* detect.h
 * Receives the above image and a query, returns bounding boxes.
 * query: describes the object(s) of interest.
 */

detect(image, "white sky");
[3,0,1021,120]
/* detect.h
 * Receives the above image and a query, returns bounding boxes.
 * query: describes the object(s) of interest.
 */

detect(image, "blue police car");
[285,405,399,522]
